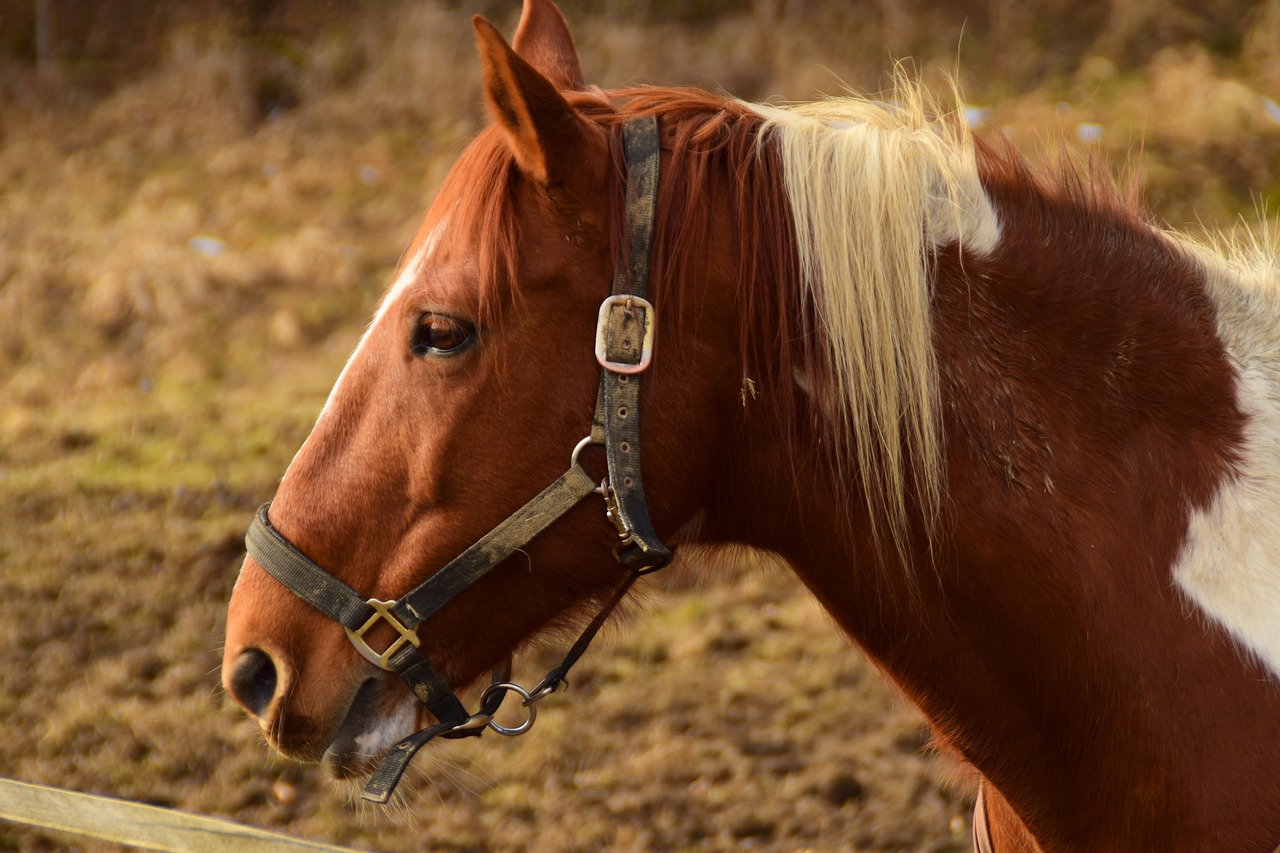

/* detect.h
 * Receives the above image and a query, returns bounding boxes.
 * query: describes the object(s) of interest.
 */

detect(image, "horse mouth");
[321,678,418,780]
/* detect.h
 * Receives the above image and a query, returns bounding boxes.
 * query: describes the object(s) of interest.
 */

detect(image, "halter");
[244,116,669,804]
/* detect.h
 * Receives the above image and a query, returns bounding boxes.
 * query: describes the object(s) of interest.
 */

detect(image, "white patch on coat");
[924,170,1002,257]
[353,698,418,757]
[1174,244,1280,679]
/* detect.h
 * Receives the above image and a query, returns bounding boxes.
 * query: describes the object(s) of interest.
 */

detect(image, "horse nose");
[226,647,279,719]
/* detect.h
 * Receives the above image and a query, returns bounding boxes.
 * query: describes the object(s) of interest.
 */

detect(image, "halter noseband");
[243,116,669,803]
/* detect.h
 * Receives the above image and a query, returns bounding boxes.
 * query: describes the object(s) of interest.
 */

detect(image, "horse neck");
[700,167,1280,848]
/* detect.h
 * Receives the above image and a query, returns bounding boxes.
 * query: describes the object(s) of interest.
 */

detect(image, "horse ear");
[473,15,599,190]
[512,0,585,91]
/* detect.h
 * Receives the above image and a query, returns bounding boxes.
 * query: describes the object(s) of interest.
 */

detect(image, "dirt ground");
[0,2,1277,851]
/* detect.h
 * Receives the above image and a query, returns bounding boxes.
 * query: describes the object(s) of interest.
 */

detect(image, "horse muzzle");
[223,559,394,766]
[225,637,416,771]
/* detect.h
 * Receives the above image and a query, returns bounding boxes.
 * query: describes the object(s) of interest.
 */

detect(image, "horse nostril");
[228,648,279,718]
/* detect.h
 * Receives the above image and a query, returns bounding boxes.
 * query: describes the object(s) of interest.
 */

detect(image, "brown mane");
[603,87,813,451]
[455,84,816,464]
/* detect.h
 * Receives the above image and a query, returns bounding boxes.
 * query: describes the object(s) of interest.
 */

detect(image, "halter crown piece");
[244,116,669,803]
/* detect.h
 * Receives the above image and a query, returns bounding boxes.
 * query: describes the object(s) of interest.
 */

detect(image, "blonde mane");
[502,80,1001,558]
[749,84,998,549]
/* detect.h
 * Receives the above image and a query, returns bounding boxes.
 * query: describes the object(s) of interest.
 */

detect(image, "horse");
[221,0,1280,849]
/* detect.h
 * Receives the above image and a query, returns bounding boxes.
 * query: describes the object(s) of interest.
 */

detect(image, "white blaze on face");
[309,214,452,430]
[1174,250,1280,680]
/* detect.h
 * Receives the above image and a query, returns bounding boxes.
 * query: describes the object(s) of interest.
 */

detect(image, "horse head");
[222,0,742,783]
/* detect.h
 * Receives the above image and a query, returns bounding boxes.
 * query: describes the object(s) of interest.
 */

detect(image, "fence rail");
[0,776,367,853]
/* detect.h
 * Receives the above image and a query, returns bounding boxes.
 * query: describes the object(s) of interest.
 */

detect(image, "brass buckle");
[595,295,655,374]
[345,598,420,671]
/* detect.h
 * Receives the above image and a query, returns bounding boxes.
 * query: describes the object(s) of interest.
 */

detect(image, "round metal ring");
[570,435,597,470]
[480,682,537,736]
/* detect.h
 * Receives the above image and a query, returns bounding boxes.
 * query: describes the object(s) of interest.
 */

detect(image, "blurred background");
[1,1,1277,851]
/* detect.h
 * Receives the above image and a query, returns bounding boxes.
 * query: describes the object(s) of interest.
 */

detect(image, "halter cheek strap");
[243,115,667,804]
[595,111,666,570]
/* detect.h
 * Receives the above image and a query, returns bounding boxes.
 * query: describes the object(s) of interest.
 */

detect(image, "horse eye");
[412,313,475,356]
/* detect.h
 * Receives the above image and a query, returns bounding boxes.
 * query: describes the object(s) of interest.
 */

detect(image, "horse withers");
[223,0,1280,849]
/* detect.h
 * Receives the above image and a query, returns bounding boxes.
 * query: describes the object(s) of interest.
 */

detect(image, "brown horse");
[222,1,1280,849]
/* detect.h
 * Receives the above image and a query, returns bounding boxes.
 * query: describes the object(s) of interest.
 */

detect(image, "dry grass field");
[1,1,1278,850]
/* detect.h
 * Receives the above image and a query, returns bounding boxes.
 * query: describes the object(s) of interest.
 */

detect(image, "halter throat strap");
[242,115,667,803]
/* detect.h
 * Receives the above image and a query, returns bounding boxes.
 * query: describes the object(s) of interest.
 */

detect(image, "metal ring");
[570,435,597,470]
[479,682,537,736]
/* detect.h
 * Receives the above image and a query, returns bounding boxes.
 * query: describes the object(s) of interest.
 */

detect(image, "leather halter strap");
[594,112,667,570]
[243,115,668,804]
[245,466,600,728]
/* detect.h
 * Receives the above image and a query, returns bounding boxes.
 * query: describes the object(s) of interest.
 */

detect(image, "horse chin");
[320,678,418,781]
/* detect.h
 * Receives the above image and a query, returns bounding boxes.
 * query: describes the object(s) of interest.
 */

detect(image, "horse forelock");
[294,131,520,449]
[431,127,523,326]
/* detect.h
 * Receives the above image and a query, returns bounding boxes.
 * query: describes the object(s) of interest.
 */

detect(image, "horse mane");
[601,81,998,554]
[449,79,995,558]
[749,88,991,547]
[459,75,1278,564]
[426,128,521,324]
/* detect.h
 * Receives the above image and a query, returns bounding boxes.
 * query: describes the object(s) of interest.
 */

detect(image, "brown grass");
[0,1,1277,850]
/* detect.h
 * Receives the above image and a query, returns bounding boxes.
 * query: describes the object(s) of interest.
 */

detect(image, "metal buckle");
[345,598,420,671]
[595,295,655,375]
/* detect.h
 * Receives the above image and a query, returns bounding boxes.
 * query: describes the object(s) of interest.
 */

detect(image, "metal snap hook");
[521,680,561,707]
[479,682,538,736]
[447,711,494,734]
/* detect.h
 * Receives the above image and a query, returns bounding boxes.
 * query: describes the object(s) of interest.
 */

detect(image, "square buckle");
[344,598,420,671]
[595,295,655,375]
